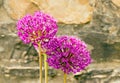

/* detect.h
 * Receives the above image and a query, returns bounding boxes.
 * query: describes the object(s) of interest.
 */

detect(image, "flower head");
[17,11,58,47]
[46,36,91,74]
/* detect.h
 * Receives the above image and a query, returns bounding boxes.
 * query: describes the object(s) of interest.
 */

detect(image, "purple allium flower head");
[46,36,91,74]
[17,11,58,48]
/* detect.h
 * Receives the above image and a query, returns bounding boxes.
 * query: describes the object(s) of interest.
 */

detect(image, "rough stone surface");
[112,0,120,7]
[32,0,93,24]
[0,60,57,77]
[87,0,120,61]
[1,61,120,83]
[3,0,39,20]
[74,62,120,83]
[3,0,93,24]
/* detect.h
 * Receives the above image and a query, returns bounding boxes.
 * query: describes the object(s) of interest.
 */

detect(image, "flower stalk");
[38,44,42,83]
[43,53,48,83]
[64,73,67,83]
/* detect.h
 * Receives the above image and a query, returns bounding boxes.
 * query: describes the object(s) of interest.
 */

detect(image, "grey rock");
[74,62,120,83]
[0,61,57,77]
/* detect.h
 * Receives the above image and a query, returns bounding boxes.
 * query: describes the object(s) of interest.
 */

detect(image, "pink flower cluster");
[17,11,58,47]
[46,36,91,74]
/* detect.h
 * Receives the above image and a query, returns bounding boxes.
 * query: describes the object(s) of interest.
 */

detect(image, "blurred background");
[0,0,120,83]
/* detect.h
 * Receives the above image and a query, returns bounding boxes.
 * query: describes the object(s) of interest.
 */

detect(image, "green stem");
[43,53,48,83]
[64,73,67,83]
[38,45,42,83]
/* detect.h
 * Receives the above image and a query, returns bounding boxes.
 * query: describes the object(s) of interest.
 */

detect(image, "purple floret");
[16,11,58,48]
[46,36,91,74]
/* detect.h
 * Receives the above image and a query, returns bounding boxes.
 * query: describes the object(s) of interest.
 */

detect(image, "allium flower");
[17,11,58,47]
[46,36,91,74]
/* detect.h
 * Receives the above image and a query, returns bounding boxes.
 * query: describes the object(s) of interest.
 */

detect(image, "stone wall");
[0,0,93,60]
[0,0,120,83]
